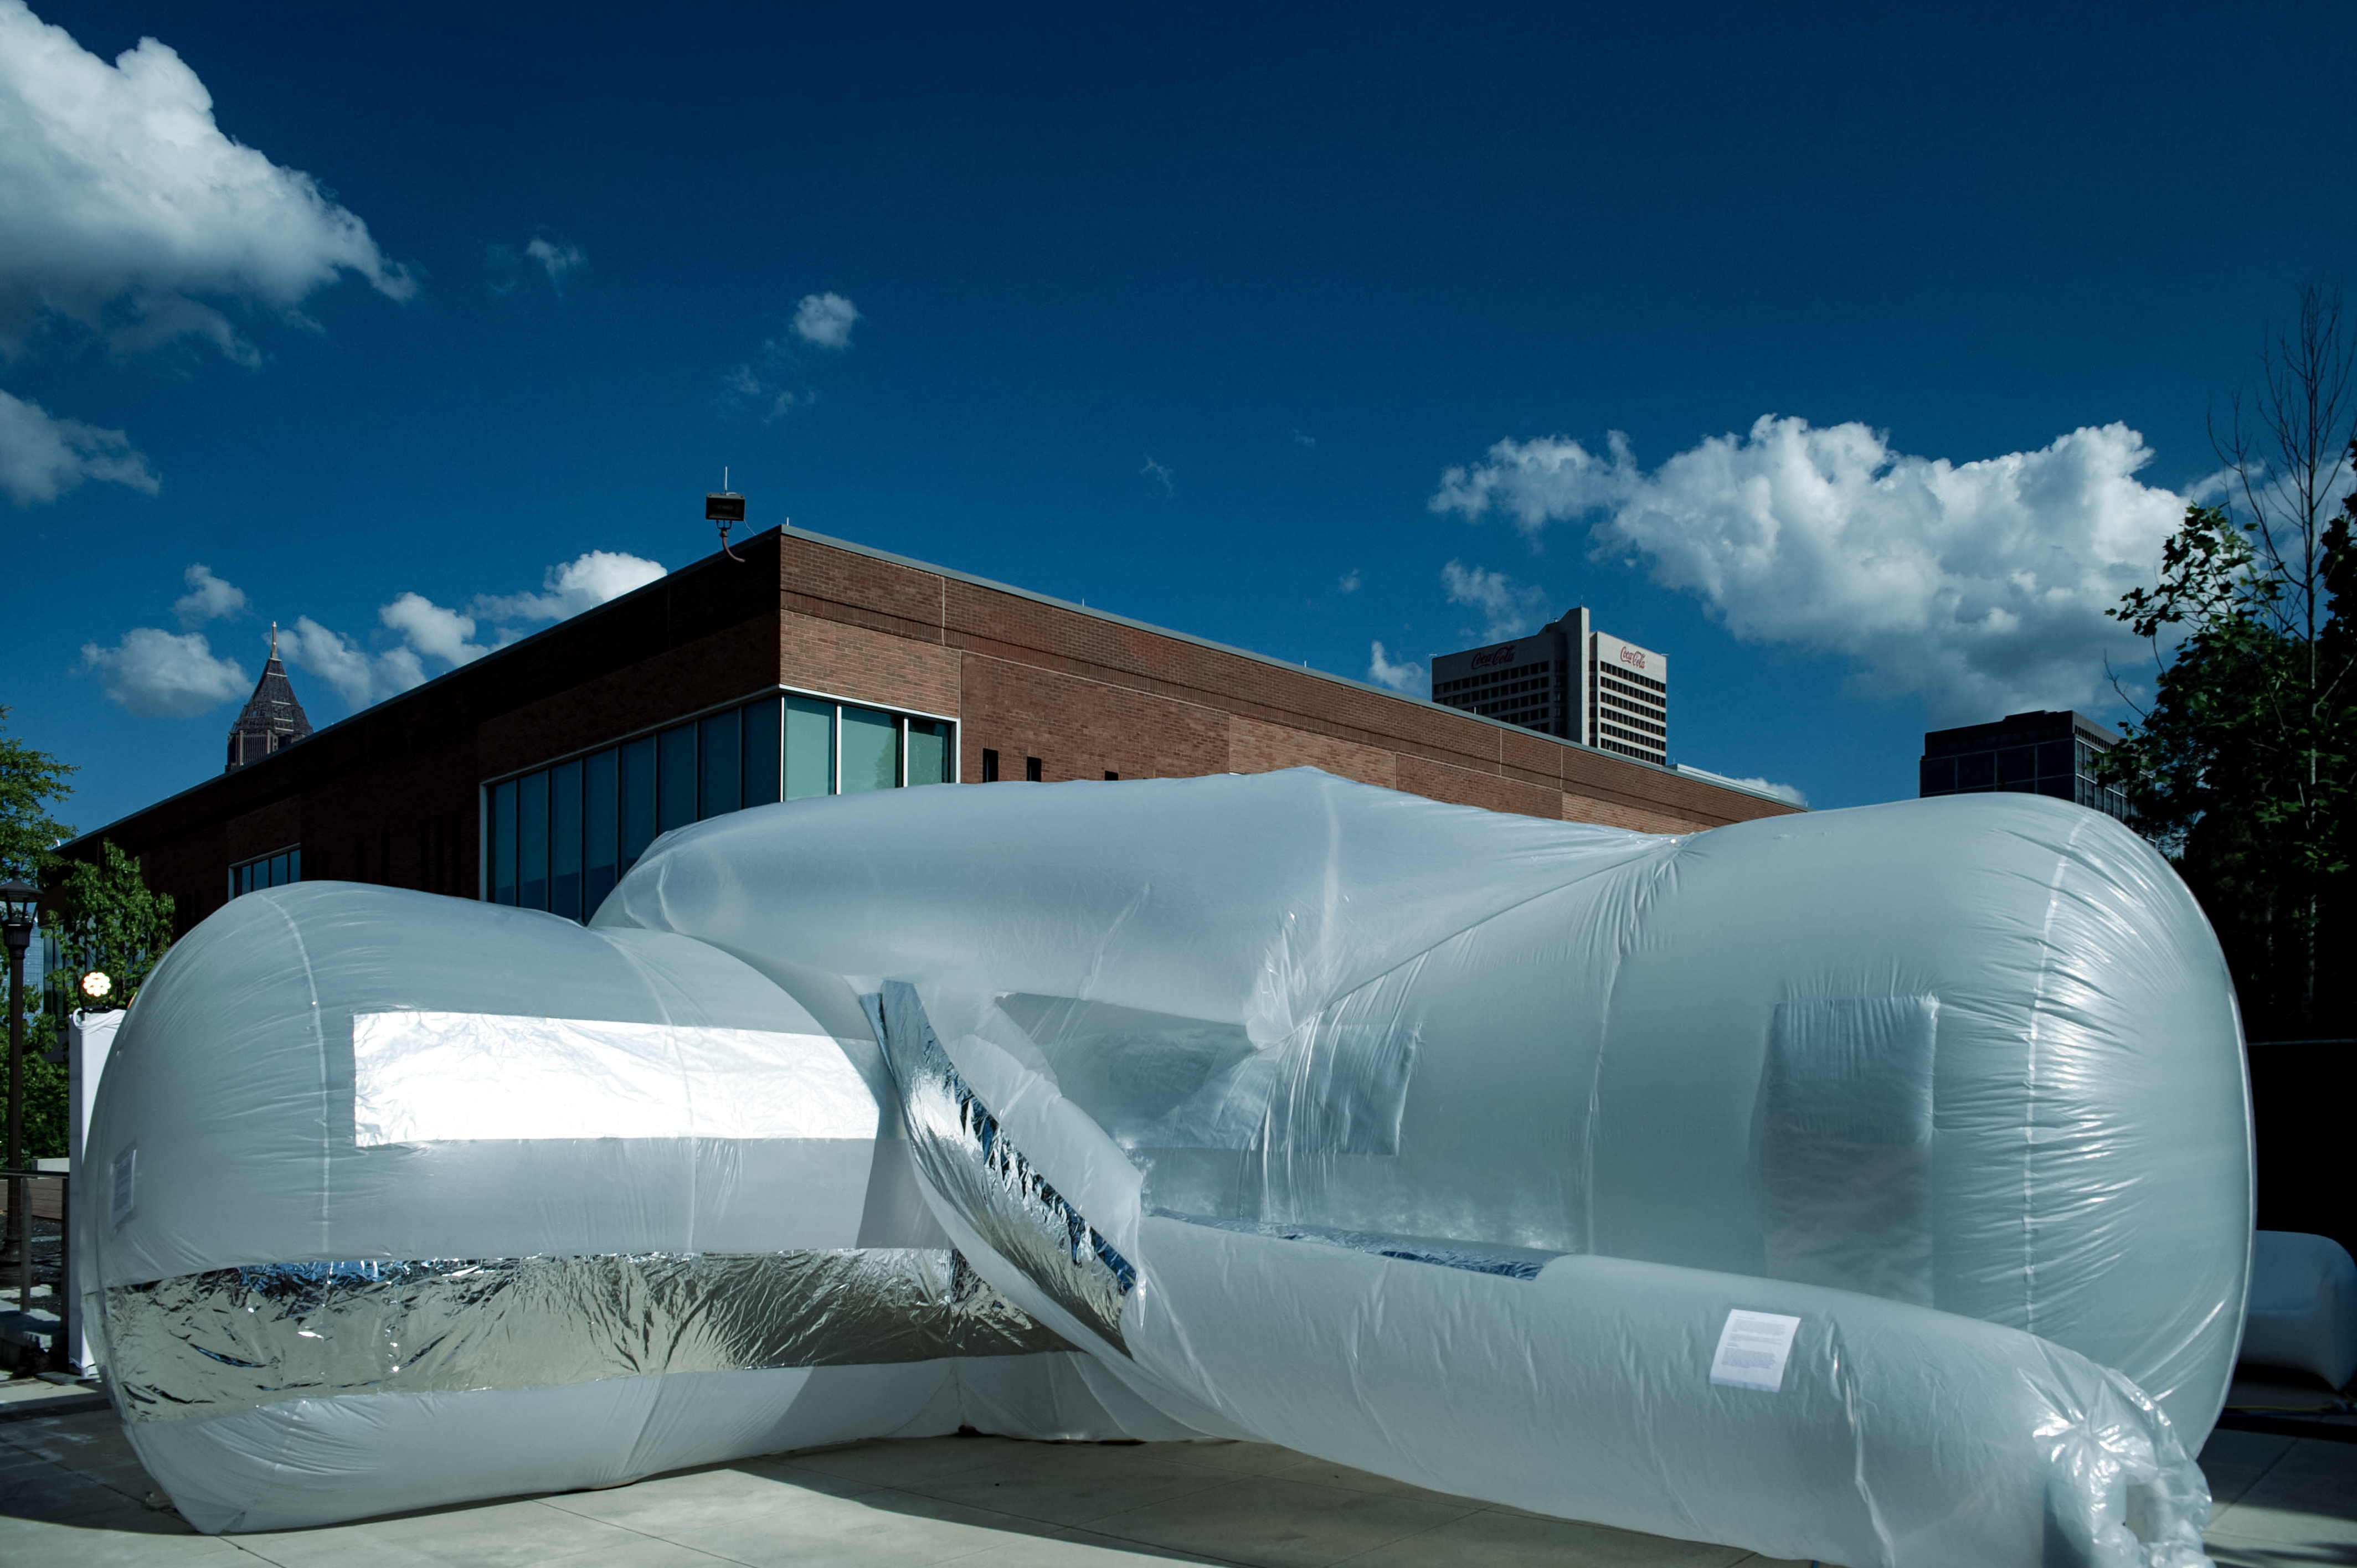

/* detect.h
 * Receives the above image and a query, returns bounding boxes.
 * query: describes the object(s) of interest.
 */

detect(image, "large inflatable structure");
[80,770,2250,1566]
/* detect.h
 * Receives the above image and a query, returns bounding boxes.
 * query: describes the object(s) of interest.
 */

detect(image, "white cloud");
[173,563,246,627]
[0,0,412,361]
[280,615,420,708]
[468,550,666,623]
[1674,764,1808,808]
[1433,432,1636,538]
[1337,568,1361,594]
[725,295,855,413]
[1292,429,1317,448]
[285,551,666,712]
[0,388,157,504]
[80,626,246,716]
[791,291,860,349]
[721,362,810,421]
[92,551,656,721]
[1141,455,1175,498]
[524,237,584,287]
[1441,559,1548,641]
[1367,641,1425,694]
[380,591,488,667]
[1433,417,2187,723]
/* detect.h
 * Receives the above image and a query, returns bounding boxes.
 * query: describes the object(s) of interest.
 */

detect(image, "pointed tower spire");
[225,625,313,772]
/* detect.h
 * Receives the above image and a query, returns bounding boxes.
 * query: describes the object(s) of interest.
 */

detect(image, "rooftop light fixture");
[708,467,747,562]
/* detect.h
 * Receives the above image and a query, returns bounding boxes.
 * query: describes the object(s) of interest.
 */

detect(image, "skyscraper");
[1430,608,1669,765]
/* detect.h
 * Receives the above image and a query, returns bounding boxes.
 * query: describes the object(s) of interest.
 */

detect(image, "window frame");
[228,844,303,900]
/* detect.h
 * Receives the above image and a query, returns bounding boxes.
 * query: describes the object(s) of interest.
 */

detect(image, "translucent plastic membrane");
[88,770,2247,1565]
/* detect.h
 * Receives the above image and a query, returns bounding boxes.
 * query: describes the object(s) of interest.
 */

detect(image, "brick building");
[65,526,1801,935]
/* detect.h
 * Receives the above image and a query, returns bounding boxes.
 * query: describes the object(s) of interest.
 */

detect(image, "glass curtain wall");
[490,693,953,921]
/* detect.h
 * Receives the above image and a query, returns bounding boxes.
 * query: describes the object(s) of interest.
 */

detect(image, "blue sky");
[7,0,2355,832]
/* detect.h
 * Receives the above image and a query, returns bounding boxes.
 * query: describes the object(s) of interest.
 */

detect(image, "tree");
[2,710,75,1167]
[17,1024,67,1161]
[44,840,175,1012]
[0,705,75,884]
[2105,285,2355,1039]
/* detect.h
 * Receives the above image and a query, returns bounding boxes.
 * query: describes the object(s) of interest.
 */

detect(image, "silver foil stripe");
[1154,1212,1562,1280]
[102,1246,1071,1425]
[871,984,1136,1352]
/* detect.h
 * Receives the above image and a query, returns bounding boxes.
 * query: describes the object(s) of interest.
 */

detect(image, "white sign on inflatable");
[1710,1310,1803,1393]
[351,1012,878,1144]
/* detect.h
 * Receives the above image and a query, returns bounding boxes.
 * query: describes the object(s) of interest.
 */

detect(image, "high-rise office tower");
[1430,609,1669,765]
[1918,710,2128,821]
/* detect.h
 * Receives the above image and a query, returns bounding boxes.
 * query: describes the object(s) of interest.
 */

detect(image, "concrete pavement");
[2,1394,2350,1567]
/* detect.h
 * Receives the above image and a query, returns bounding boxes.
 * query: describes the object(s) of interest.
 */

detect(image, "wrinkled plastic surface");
[86,770,2252,1564]
[2242,1231,2357,1388]
[81,889,1195,1533]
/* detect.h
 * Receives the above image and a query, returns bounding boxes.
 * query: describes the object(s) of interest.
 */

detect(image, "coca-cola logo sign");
[1618,646,1646,670]
[1471,644,1517,669]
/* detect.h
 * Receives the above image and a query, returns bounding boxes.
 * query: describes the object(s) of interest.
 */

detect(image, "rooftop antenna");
[707,467,747,562]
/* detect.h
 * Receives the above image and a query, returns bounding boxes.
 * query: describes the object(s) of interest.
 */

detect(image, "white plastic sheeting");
[83,769,2251,1565]
[80,888,1197,1533]
[2242,1231,2357,1388]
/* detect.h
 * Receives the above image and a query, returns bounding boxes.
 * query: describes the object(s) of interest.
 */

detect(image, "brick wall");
[68,528,1797,936]
[781,529,1794,831]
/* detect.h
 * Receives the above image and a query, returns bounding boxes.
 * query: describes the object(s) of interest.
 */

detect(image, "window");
[487,690,956,922]
[1025,756,1043,781]
[982,747,1000,782]
[700,709,742,819]
[492,778,518,904]
[785,697,832,801]
[585,748,619,912]
[619,735,657,875]
[518,769,549,911]
[229,847,301,899]
[657,724,697,833]
[744,698,781,806]
[840,706,898,792]
[907,720,951,786]
[550,759,583,921]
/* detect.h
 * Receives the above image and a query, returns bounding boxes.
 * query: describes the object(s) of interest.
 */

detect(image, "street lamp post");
[1,881,36,1289]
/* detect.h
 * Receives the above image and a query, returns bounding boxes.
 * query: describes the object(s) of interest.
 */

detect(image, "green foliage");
[2104,493,2354,1038]
[0,704,76,884]
[19,1010,68,1162]
[44,840,175,1011]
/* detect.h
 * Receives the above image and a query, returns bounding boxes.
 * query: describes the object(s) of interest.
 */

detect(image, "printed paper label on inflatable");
[352,1011,877,1146]
[1709,1309,1801,1393]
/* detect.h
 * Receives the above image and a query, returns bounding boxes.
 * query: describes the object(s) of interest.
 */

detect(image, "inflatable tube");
[84,770,2248,1564]
[81,888,1192,1533]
